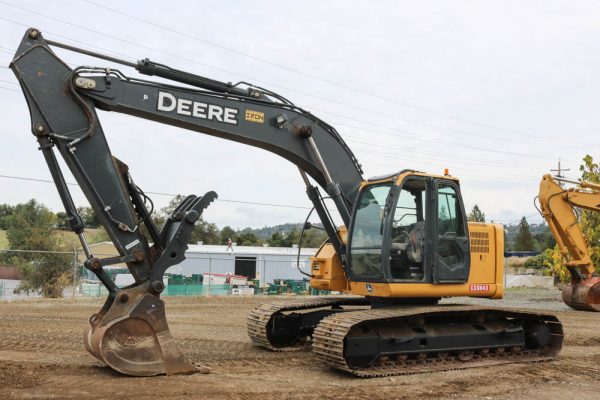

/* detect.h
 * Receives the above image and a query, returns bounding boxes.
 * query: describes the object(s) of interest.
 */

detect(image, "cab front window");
[349,182,392,279]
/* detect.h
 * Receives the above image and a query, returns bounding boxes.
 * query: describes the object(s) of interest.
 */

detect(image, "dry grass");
[0,230,7,249]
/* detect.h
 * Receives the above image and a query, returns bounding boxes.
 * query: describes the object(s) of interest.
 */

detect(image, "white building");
[168,244,317,285]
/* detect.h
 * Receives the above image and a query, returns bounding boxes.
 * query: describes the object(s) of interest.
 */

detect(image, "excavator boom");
[538,174,600,311]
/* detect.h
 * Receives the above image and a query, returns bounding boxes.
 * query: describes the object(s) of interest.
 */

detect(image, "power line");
[81,0,566,142]
[344,135,540,169]
[354,147,540,181]
[0,74,559,180]
[0,54,584,151]
[488,213,541,225]
[0,65,566,161]
[328,117,552,160]
[0,84,574,176]
[0,62,569,169]
[1,2,585,149]
[0,15,137,62]
[0,174,311,210]
[0,66,571,178]
[0,85,19,93]
[0,248,75,255]
[269,83,577,149]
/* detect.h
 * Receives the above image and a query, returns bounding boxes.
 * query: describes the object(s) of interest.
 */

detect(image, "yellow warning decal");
[245,109,265,123]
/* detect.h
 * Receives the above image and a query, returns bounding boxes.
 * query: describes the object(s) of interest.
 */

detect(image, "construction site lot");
[1,289,599,400]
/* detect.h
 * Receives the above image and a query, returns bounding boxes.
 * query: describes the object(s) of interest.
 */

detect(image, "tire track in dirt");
[1,291,600,400]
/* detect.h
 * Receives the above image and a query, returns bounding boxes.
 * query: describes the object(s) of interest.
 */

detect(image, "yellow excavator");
[10,28,563,377]
[538,174,600,311]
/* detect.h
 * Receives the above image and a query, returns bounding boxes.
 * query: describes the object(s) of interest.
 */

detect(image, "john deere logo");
[365,283,373,293]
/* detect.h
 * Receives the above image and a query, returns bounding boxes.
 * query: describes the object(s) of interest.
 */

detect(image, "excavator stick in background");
[538,174,600,311]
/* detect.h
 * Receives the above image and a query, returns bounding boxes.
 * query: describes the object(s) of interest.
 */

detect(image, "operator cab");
[347,172,470,284]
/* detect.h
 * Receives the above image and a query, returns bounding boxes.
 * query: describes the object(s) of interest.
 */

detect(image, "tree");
[55,211,69,229]
[4,200,72,297]
[579,155,600,271]
[533,229,555,251]
[302,228,329,248]
[220,226,237,245]
[0,203,14,230]
[138,194,220,245]
[190,217,219,244]
[267,232,285,247]
[467,204,486,222]
[268,229,300,247]
[76,206,101,228]
[236,231,262,246]
[514,217,535,251]
[523,247,564,280]
[503,228,511,251]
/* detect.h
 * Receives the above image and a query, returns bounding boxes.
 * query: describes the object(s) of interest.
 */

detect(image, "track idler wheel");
[84,283,194,376]
[562,277,600,312]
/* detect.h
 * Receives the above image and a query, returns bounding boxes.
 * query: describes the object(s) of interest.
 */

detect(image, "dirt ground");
[1,289,599,400]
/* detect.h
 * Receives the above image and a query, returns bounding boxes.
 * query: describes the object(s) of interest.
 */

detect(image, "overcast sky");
[0,0,598,230]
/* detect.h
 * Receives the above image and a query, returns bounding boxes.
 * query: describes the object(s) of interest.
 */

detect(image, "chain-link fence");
[1,249,325,300]
[0,248,80,300]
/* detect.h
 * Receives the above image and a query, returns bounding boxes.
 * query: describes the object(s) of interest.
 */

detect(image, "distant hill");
[237,222,322,239]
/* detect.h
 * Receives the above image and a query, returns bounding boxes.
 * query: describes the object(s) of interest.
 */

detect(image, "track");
[312,305,563,377]
[248,299,563,377]
[246,297,369,351]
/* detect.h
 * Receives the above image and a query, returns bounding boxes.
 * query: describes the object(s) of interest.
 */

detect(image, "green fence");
[80,283,231,297]
[80,278,323,297]
[80,283,109,297]
[165,283,230,296]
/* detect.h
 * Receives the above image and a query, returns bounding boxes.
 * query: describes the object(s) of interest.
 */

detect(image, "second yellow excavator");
[538,174,600,311]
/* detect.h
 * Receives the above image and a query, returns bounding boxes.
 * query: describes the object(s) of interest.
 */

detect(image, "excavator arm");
[10,28,364,375]
[538,174,600,311]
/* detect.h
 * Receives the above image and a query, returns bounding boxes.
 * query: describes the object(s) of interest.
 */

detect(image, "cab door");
[386,177,430,282]
[347,182,393,281]
[433,181,470,283]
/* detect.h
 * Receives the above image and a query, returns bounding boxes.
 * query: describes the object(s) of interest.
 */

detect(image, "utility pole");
[551,159,570,179]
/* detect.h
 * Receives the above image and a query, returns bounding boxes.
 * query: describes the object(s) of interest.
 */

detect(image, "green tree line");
[0,196,328,298]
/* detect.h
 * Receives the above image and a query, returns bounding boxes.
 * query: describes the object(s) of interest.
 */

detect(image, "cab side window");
[438,185,465,237]
[435,183,469,282]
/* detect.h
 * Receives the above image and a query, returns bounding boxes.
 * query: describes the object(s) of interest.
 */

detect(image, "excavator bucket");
[80,192,217,376]
[84,283,195,376]
[562,277,600,312]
